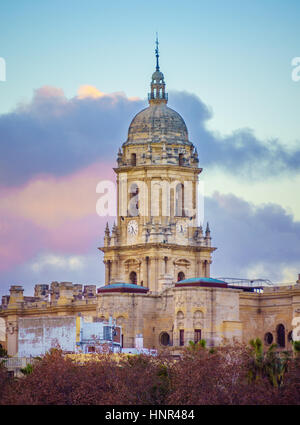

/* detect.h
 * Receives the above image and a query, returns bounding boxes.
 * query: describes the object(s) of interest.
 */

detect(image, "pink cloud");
[0,161,116,271]
[0,213,46,271]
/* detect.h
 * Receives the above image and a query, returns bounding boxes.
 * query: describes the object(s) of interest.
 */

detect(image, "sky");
[0,0,300,296]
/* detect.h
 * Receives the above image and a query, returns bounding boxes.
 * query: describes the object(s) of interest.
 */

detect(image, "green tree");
[0,346,7,358]
[187,339,206,351]
[248,338,290,388]
[292,340,300,356]
[20,364,33,375]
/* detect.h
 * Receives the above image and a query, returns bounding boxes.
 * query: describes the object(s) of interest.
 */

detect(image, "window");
[129,271,137,285]
[288,331,293,343]
[175,183,184,216]
[88,346,95,353]
[204,260,208,277]
[194,329,201,343]
[177,272,185,282]
[160,332,170,346]
[131,153,136,166]
[264,332,273,345]
[276,324,285,348]
[179,153,184,166]
[129,183,139,217]
[179,329,184,346]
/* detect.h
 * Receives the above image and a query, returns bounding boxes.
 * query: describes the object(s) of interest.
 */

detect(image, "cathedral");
[0,43,300,356]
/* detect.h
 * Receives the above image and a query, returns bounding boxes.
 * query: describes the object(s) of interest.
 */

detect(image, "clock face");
[127,220,138,236]
[176,220,187,234]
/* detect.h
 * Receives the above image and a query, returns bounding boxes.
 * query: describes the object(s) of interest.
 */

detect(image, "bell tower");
[99,38,216,293]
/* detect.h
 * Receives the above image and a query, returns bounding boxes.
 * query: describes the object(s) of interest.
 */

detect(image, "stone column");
[147,179,151,221]
[149,256,159,292]
[110,259,119,283]
[104,260,110,285]
[6,317,18,357]
[206,260,212,278]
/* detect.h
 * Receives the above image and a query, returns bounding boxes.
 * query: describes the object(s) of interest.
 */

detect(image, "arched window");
[129,271,137,285]
[160,332,170,346]
[179,153,184,166]
[129,183,139,217]
[276,324,285,348]
[175,183,184,216]
[131,153,136,166]
[177,271,185,282]
[179,329,184,346]
[203,260,208,277]
[194,329,201,343]
[264,332,273,345]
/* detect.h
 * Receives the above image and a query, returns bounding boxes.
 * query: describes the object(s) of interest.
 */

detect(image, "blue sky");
[0,0,300,295]
[1,0,300,140]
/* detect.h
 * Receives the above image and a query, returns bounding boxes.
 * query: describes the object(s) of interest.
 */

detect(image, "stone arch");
[159,332,170,346]
[116,316,125,326]
[177,310,184,320]
[174,258,191,280]
[176,310,184,329]
[129,271,137,285]
[128,182,139,216]
[124,259,141,283]
[193,310,204,327]
[177,271,185,282]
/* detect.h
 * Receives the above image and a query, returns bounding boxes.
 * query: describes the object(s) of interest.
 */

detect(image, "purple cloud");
[1,87,300,187]
[206,192,300,281]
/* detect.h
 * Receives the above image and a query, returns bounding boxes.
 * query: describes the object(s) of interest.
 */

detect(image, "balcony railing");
[148,92,168,101]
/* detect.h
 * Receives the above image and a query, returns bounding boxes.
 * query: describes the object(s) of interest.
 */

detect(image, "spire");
[205,222,211,236]
[148,35,168,105]
[155,33,160,71]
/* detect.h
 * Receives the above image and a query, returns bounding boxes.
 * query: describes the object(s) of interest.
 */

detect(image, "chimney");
[8,285,24,305]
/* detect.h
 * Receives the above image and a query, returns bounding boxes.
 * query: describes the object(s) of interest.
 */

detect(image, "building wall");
[0,317,6,350]
[239,284,300,349]
[18,316,77,357]
[1,282,300,356]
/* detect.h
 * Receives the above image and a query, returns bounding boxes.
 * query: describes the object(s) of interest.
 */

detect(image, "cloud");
[0,250,104,296]
[1,183,299,293]
[30,254,85,272]
[0,86,300,294]
[206,192,300,282]
[0,161,114,227]
[1,86,300,187]
[169,91,300,180]
[0,85,144,186]
[77,85,105,99]
[0,161,117,272]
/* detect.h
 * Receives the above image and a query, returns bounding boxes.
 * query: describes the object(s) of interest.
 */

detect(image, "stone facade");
[1,55,300,356]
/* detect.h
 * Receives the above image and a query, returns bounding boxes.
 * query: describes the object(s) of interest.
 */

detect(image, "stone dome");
[124,102,191,146]
[152,70,164,81]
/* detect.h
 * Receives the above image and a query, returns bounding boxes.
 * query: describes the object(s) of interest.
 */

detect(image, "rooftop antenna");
[155,32,160,71]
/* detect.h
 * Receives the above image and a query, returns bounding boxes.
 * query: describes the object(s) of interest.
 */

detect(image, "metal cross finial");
[155,33,160,71]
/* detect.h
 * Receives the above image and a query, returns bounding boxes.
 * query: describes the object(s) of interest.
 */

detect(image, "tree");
[248,338,290,388]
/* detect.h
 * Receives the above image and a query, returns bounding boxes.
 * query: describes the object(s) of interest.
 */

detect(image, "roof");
[175,277,228,289]
[124,103,191,146]
[98,283,149,294]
